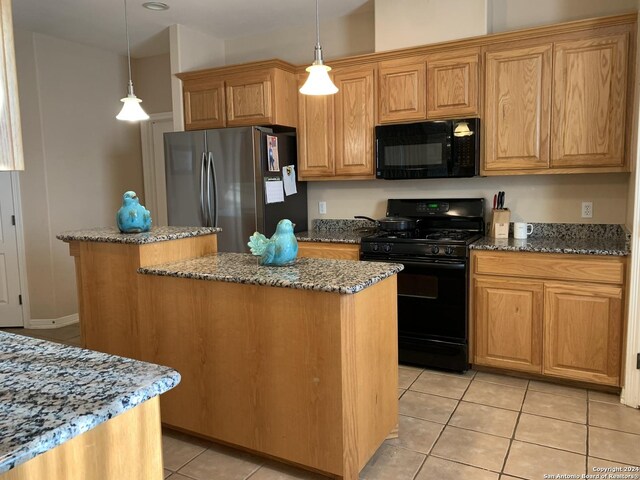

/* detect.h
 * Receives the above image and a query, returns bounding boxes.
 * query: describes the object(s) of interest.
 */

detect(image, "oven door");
[362,255,469,371]
[375,121,452,179]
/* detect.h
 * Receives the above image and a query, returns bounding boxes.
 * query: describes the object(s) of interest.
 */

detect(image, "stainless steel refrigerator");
[163,127,307,253]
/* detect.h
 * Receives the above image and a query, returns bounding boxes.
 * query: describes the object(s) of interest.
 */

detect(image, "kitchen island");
[0,332,179,480]
[137,253,402,480]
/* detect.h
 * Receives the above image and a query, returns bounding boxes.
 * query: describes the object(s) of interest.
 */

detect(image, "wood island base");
[137,274,399,480]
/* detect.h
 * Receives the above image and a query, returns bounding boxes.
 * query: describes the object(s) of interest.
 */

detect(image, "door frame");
[140,112,173,227]
[9,171,30,327]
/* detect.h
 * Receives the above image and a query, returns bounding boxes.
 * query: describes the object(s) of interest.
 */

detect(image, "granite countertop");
[296,218,377,244]
[470,223,631,256]
[139,252,403,294]
[0,332,180,474]
[56,226,221,245]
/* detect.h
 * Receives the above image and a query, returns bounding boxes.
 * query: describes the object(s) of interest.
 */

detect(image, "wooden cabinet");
[179,61,298,131]
[297,242,360,261]
[474,277,543,373]
[471,251,625,386]
[484,44,552,171]
[183,78,226,130]
[334,65,376,177]
[551,34,629,168]
[0,0,24,171]
[483,30,632,175]
[544,283,623,384]
[377,57,427,124]
[297,64,376,180]
[377,50,479,124]
[426,49,480,119]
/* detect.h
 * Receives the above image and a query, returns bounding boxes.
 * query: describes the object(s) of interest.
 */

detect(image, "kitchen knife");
[493,194,497,210]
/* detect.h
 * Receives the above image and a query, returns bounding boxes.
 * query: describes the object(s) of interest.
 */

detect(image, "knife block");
[489,209,510,239]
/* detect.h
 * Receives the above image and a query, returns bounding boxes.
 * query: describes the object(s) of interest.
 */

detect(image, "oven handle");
[362,257,466,270]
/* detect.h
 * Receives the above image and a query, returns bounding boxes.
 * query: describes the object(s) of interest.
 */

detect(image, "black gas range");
[360,198,485,372]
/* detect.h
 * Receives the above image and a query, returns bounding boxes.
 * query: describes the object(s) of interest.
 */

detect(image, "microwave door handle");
[200,152,207,226]
[208,152,218,227]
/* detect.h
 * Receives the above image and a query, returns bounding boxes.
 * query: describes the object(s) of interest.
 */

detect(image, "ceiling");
[12,0,372,58]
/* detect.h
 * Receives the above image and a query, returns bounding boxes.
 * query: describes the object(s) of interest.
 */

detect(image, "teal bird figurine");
[116,191,152,233]
[247,219,298,266]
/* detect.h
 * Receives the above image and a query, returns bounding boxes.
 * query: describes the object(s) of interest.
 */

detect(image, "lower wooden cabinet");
[297,242,360,261]
[471,251,625,386]
[474,278,543,374]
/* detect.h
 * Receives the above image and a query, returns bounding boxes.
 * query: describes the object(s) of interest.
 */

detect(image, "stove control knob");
[383,244,392,253]
[431,246,440,255]
[445,246,454,255]
[371,243,379,252]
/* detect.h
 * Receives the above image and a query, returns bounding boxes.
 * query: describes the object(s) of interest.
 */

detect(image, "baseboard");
[28,313,79,329]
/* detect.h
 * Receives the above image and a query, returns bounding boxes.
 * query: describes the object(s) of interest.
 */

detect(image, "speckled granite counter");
[139,252,403,294]
[470,223,630,256]
[56,226,221,244]
[0,332,180,474]
[296,219,376,244]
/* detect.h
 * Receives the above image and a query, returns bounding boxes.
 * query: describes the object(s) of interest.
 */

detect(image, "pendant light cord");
[315,0,320,48]
[124,0,133,94]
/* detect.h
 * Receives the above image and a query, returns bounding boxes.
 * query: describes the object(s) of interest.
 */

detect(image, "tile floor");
[4,325,640,480]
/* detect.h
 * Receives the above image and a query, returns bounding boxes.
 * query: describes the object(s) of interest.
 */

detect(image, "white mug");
[513,222,533,239]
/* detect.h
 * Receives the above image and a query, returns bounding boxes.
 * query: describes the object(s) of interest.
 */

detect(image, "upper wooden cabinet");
[377,50,479,124]
[297,64,376,180]
[484,44,552,171]
[377,57,427,124]
[178,61,298,131]
[426,50,480,119]
[483,27,633,175]
[551,34,629,168]
[334,65,376,177]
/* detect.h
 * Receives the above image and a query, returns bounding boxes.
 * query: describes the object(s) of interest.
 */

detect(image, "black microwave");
[375,118,480,180]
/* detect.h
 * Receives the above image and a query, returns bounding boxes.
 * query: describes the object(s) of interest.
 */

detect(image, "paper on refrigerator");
[282,165,297,196]
[265,177,285,204]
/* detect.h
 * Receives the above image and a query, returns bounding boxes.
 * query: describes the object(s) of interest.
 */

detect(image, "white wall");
[132,53,172,115]
[308,175,629,224]
[169,24,225,131]
[489,0,638,33]
[375,0,488,52]
[225,5,375,65]
[14,30,143,322]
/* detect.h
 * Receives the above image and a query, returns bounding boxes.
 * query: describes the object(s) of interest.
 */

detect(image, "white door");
[141,113,174,226]
[0,172,23,327]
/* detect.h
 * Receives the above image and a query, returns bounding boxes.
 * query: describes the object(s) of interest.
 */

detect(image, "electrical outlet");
[581,201,593,218]
[318,201,327,215]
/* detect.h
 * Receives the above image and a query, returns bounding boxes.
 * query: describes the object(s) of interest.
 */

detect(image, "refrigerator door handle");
[208,152,218,227]
[200,152,208,226]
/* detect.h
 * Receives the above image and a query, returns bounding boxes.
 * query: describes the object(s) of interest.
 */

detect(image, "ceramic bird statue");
[116,191,152,233]
[247,219,298,266]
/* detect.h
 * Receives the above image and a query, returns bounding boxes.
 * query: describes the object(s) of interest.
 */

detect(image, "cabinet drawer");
[297,242,360,260]
[473,251,625,284]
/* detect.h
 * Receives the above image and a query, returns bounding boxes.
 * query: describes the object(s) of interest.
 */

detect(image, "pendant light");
[299,0,338,96]
[116,0,149,121]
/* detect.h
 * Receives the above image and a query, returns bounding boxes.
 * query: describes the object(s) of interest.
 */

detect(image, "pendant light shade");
[116,0,149,122]
[300,0,338,96]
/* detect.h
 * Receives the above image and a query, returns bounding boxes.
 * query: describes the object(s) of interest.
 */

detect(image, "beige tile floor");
[4,325,640,480]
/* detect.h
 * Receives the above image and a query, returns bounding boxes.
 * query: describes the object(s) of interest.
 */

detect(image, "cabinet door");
[544,283,622,386]
[296,74,335,178]
[551,34,628,168]
[378,58,427,124]
[334,65,376,177]
[183,79,226,131]
[474,277,543,373]
[484,44,552,171]
[426,50,479,118]
[226,72,272,126]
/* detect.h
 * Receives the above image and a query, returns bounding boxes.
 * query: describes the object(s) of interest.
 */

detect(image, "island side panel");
[1,397,163,480]
[137,275,346,476]
[68,235,217,358]
[340,276,398,478]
